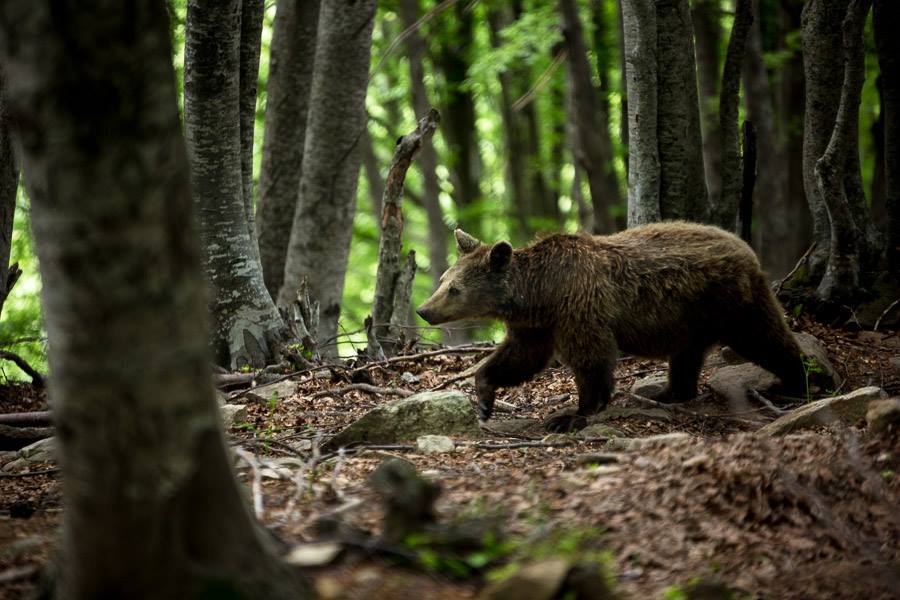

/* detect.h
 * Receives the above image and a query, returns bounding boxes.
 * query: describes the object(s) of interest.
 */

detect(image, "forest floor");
[0,316,899,599]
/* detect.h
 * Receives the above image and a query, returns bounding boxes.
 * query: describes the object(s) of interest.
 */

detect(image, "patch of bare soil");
[1,325,899,599]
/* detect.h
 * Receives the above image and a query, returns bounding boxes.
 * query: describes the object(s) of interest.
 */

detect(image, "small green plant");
[403,529,516,579]
[881,470,895,481]
[802,355,823,400]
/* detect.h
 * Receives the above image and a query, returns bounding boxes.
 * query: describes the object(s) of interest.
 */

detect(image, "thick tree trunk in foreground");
[278,0,376,347]
[185,0,288,369]
[368,111,439,357]
[744,0,790,276]
[399,0,447,289]
[801,0,849,282]
[256,0,320,298]
[710,0,753,230]
[0,2,309,597]
[622,0,660,226]
[874,0,900,270]
[814,0,872,303]
[560,0,621,234]
[0,70,21,316]
[691,0,723,208]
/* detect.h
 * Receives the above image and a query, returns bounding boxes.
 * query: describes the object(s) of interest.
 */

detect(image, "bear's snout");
[416,307,433,324]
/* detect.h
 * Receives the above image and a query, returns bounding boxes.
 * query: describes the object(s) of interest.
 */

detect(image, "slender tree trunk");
[399,0,448,291]
[239,0,264,260]
[617,0,629,167]
[0,2,309,597]
[655,0,708,221]
[185,0,288,369]
[801,0,849,282]
[744,0,790,276]
[361,124,385,222]
[256,0,320,298]
[560,0,621,234]
[621,0,661,226]
[434,3,482,237]
[278,0,376,348]
[874,0,900,270]
[691,0,723,208]
[0,68,21,316]
[711,0,754,230]
[815,0,872,302]
[870,75,887,228]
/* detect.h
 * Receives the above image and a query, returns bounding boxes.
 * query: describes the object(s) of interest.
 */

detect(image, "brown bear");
[416,222,806,431]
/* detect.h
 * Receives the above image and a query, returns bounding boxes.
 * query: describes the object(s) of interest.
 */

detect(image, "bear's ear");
[489,241,512,272]
[455,229,481,255]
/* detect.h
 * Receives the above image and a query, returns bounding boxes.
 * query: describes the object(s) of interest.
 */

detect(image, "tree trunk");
[622,0,661,226]
[655,0,708,221]
[239,0,264,260]
[433,3,482,237]
[184,0,288,369]
[560,0,621,234]
[0,68,21,317]
[710,0,754,230]
[0,1,310,597]
[801,0,850,282]
[256,0,320,298]
[278,0,376,348]
[691,0,723,208]
[874,0,900,270]
[744,0,790,276]
[398,0,448,291]
[361,124,385,222]
[617,0,629,168]
[814,0,872,303]
[870,75,887,228]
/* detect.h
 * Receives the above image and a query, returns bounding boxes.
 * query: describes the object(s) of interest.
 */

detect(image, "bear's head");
[416,229,512,325]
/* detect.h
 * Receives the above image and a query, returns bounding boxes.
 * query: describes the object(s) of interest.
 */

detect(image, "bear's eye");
[448,286,461,297]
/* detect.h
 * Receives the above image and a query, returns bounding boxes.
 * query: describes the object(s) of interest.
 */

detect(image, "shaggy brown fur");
[416,223,806,431]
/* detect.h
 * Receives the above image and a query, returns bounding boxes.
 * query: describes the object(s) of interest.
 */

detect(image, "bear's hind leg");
[659,345,708,402]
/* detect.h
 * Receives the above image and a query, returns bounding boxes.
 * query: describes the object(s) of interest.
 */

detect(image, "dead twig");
[773,243,816,296]
[349,343,493,376]
[747,389,789,417]
[310,383,414,400]
[873,296,900,331]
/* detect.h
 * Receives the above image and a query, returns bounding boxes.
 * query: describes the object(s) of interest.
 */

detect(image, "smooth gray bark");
[710,0,754,230]
[256,0,320,298]
[801,0,849,281]
[744,0,790,275]
[815,0,872,302]
[0,68,21,316]
[239,0,264,259]
[691,0,723,208]
[184,0,288,369]
[0,2,309,597]
[560,0,621,234]
[622,0,661,226]
[616,0,629,164]
[655,0,708,221]
[874,0,900,270]
[399,0,448,289]
[278,0,376,347]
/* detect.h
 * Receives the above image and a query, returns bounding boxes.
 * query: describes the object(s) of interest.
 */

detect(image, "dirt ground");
[1,316,899,599]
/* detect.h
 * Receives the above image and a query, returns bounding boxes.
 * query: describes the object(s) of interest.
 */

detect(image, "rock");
[542,433,576,445]
[866,397,900,434]
[606,432,691,451]
[793,331,841,389]
[284,542,343,567]
[417,435,456,454]
[1,437,55,473]
[220,404,249,428]
[577,424,626,441]
[245,380,298,404]
[630,375,668,398]
[588,407,672,423]
[324,391,480,449]
[890,356,900,370]
[400,371,420,384]
[482,418,542,436]
[758,386,888,436]
[480,559,571,600]
[718,345,748,365]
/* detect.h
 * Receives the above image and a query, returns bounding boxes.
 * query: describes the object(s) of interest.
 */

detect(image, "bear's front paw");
[543,414,587,433]
[476,401,493,422]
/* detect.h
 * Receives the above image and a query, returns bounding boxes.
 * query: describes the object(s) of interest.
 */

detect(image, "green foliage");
[802,355,823,400]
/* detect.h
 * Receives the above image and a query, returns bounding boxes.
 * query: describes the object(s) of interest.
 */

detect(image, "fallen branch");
[349,343,493,376]
[0,410,51,426]
[0,468,59,478]
[873,296,900,331]
[214,371,255,389]
[0,424,54,450]
[0,351,44,387]
[747,389,790,416]
[310,383,414,399]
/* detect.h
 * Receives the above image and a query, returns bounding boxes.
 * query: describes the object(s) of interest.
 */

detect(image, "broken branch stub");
[368,109,440,357]
[282,277,319,361]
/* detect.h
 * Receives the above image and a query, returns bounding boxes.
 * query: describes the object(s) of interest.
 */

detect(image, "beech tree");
[874,0,900,270]
[184,0,288,368]
[691,0,723,205]
[0,69,20,319]
[256,0,320,299]
[278,0,377,348]
[0,1,309,597]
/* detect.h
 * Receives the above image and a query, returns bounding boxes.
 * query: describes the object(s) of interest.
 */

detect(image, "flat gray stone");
[630,375,668,398]
[245,380,298,404]
[605,432,691,451]
[324,391,480,449]
[220,404,249,428]
[866,397,900,434]
[1,437,56,473]
[758,386,888,436]
[707,364,778,403]
[480,559,571,600]
[577,424,626,441]
[416,435,456,454]
[482,418,541,436]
